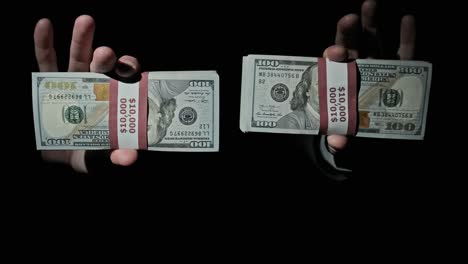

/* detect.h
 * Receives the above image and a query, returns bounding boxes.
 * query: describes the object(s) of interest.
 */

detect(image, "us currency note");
[33,71,219,151]
[240,54,432,140]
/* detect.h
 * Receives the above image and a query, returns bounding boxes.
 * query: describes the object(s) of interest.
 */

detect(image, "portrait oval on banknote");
[270,83,289,103]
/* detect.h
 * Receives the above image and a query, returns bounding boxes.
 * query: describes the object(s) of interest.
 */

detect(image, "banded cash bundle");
[240,55,432,140]
[33,71,219,151]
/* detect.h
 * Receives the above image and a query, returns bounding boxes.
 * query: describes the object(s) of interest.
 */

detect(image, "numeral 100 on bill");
[385,122,416,131]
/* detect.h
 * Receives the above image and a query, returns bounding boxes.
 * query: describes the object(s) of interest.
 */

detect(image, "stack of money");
[240,54,432,140]
[32,71,219,151]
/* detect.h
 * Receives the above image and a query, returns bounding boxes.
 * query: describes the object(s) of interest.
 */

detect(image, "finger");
[327,135,348,152]
[116,55,141,78]
[361,0,377,35]
[34,18,58,72]
[69,150,87,173]
[90,46,117,73]
[41,150,87,173]
[68,15,95,72]
[361,0,382,59]
[110,149,138,166]
[323,45,349,62]
[335,14,360,59]
[397,15,416,60]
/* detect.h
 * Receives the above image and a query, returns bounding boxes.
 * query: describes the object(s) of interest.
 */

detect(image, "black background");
[20,0,455,196]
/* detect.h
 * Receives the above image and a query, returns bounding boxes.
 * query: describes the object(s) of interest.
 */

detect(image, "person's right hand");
[34,15,140,173]
[325,0,416,152]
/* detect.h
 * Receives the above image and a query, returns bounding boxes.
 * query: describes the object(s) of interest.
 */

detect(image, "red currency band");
[109,72,148,149]
[347,61,357,136]
[318,58,357,136]
[318,58,328,134]
[138,72,148,150]
[109,78,118,149]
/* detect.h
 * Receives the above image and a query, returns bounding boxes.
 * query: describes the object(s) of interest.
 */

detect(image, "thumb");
[323,45,349,62]
[110,149,138,166]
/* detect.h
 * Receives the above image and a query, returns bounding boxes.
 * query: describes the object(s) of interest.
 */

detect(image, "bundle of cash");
[32,71,219,151]
[240,54,432,140]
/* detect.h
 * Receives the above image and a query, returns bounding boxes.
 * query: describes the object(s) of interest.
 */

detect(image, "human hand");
[34,15,140,173]
[325,0,415,152]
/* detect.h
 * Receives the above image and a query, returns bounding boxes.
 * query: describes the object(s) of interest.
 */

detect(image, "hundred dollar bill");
[33,71,219,151]
[240,54,432,140]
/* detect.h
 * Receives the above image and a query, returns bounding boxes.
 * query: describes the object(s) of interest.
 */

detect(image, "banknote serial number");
[119,98,137,134]
[169,131,210,137]
[329,87,347,123]
[48,94,92,100]
[258,72,300,79]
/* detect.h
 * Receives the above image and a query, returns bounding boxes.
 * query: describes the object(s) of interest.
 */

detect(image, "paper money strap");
[318,58,357,136]
[109,72,148,149]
